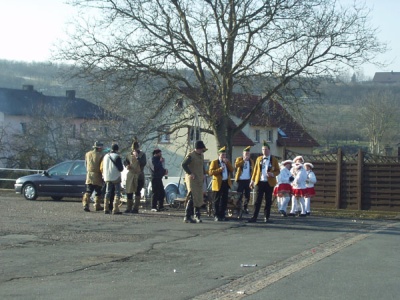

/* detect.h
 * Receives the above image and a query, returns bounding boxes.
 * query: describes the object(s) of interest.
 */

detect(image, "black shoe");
[279,210,287,217]
[132,209,139,214]
[184,217,196,223]
[84,207,90,212]
[306,212,311,216]
[247,217,257,223]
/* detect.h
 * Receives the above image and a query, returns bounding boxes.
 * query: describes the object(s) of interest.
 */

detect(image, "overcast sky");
[0,0,399,79]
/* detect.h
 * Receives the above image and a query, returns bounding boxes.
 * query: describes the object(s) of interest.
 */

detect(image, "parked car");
[14,160,86,200]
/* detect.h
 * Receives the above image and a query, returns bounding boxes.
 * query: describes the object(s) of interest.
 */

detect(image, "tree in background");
[58,0,385,157]
[357,90,400,155]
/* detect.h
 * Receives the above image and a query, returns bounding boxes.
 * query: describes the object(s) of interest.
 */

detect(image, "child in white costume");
[288,162,308,217]
[273,160,293,216]
[304,162,317,215]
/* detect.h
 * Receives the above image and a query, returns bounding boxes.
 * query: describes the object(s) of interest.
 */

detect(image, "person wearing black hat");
[209,146,234,221]
[181,140,207,223]
[102,143,124,214]
[234,146,254,215]
[248,141,280,223]
[82,141,104,212]
[150,149,168,212]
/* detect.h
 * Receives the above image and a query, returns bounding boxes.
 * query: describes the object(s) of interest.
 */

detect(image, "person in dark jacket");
[150,149,168,212]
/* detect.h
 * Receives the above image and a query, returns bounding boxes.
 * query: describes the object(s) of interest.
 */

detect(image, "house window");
[189,126,200,142]
[20,122,27,134]
[266,130,273,142]
[255,129,260,143]
[159,126,170,143]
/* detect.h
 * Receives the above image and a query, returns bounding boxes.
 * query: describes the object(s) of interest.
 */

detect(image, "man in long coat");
[181,140,207,223]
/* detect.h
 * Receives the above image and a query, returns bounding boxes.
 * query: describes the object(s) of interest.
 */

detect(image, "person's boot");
[183,197,195,223]
[94,196,103,211]
[82,193,90,212]
[132,195,141,213]
[194,207,202,223]
[125,193,133,213]
[112,196,122,215]
[104,197,110,214]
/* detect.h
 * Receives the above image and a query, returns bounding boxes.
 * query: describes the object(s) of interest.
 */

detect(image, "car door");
[39,161,73,195]
[66,160,87,196]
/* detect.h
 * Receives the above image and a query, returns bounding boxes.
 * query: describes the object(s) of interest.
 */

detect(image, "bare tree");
[58,0,385,155]
[357,90,400,155]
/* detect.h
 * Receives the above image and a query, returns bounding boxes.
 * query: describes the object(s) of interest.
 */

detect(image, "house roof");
[0,86,118,120]
[230,94,319,148]
[372,72,400,84]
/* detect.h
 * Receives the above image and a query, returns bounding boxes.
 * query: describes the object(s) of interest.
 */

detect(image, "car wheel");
[23,183,38,200]
[51,196,63,201]
[165,185,179,206]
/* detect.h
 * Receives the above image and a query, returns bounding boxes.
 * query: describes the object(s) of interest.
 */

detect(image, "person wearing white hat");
[273,160,293,216]
[304,162,317,215]
[288,162,307,217]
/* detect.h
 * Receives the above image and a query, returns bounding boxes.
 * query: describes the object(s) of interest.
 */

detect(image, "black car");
[14,160,86,200]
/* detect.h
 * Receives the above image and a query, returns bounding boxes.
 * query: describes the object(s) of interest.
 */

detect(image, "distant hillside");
[0,59,85,98]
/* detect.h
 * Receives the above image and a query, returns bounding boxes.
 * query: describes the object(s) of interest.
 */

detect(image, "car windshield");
[48,162,72,176]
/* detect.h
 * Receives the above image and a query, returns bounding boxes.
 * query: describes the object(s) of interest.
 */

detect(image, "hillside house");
[372,72,400,84]
[147,92,319,178]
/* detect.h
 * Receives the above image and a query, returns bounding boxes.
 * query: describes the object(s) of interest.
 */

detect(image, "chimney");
[66,90,76,99]
[22,85,34,91]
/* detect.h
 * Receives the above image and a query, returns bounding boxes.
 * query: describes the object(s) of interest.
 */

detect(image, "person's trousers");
[151,178,165,209]
[213,180,229,218]
[252,181,273,219]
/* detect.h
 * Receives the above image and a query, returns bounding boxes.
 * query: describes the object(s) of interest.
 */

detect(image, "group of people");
[82,138,316,223]
[181,140,316,224]
[82,139,147,215]
[274,155,317,218]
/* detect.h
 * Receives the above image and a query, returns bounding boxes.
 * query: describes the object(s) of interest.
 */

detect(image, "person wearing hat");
[181,140,207,223]
[150,148,168,212]
[102,143,124,214]
[82,141,105,212]
[248,141,280,223]
[288,162,308,217]
[234,146,254,215]
[304,162,317,215]
[273,160,293,217]
[124,138,147,213]
[208,146,234,221]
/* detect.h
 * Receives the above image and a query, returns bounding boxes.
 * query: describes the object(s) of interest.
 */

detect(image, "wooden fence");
[283,148,400,212]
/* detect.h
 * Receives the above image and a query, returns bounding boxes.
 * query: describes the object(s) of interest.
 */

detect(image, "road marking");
[193,222,398,300]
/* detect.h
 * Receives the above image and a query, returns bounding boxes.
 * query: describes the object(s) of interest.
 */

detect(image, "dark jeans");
[135,177,145,197]
[85,184,102,197]
[253,181,274,219]
[236,179,251,206]
[213,180,229,219]
[151,177,165,209]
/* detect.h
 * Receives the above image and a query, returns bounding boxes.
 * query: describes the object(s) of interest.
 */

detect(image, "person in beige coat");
[181,140,207,223]
[123,149,142,213]
[82,141,104,212]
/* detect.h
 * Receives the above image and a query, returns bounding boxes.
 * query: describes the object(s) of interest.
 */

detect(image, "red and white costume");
[304,163,317,214]
[289,163,307,216]
[274,160,292,215]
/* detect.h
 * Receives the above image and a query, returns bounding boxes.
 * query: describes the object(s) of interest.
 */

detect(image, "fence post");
[335,148,342,209]
[357,149,363,210]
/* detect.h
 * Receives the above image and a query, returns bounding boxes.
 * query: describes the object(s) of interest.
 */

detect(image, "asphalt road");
[1,190,399,300]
